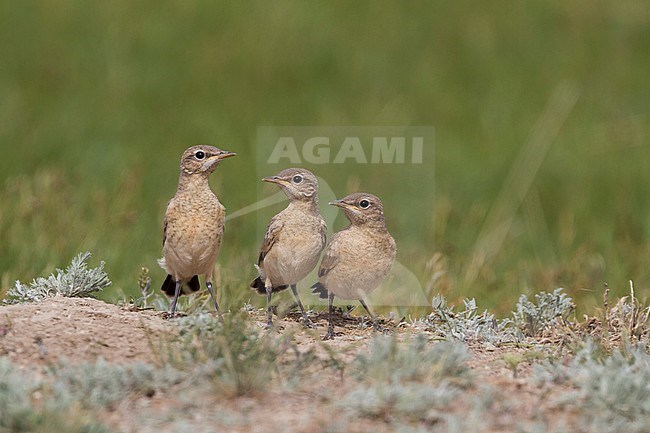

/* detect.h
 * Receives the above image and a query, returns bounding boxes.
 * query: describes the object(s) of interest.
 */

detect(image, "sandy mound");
[0,297,171,367]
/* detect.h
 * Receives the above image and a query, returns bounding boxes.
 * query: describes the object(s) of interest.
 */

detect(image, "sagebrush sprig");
[424,295,521,344]
[51,358,181,409]
[3,252,111,304]
[534,342,650,432]
[341,335,471,421]
[0,357,113,433]
[419,289,579,344]
[513,288,575,336]
[166,312,316,396]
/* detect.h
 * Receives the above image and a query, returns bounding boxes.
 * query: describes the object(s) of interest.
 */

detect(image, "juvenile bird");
[251,168,327,327]
[158,145,236,318]
[311,193,396,339]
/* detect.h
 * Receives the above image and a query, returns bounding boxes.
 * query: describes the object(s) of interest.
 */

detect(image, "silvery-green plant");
[534,342,650,433]
[341,335,471,420]
[166,311,314,396]
[50,358,180,409]
[0,357,113,433]
[513,288,575,336]
[605,282,650,343]
[176,312,223,339]
[341,382,458,420]
[0,357,36,431]
[430,385,513,433]
[353,335,471,385]
[425,294,521,344]
[134,266,154,308]
[4,252,111,304]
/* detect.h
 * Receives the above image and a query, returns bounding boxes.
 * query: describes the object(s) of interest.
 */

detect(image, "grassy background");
[1,0,649,314]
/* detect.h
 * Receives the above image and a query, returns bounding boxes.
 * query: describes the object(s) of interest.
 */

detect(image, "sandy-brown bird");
[311,193,396,339]
[251,168,327,327]
[158,145,236,318]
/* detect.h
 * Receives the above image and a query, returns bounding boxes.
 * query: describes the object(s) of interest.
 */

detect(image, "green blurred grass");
[1,0,649,314]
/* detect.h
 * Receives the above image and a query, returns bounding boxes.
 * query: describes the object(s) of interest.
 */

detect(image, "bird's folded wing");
[162,198,175,247]
[319,218,327,247]
[162,215,168,247]
[318,235,340,278]
[258,215,284,265]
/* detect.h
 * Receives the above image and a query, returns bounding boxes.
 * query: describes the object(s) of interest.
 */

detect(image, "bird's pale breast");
[162,190,225,280]
[262,208,326,286]
[321,226,396,300]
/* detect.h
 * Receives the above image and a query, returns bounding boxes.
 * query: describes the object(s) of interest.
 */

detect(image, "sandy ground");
[0,297,575,432]
[0,297,168,367]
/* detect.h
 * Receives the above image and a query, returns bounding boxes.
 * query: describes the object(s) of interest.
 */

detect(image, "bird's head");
[262,168,319,201]
[329,192,386,226]
[180,145,236,175]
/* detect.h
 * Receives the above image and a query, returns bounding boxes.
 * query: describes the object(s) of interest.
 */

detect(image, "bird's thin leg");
[265,278,274,328]
[169,280,182,318]
[324,291,335,340]
[290,284,315,328]
[205,280,223,320]
[359,299,385,333]
[343,305,357,319]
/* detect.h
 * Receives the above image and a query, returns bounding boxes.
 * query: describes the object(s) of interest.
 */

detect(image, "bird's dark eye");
[292,174,303,184]
[359,199,370,209]
[195,151,206,160]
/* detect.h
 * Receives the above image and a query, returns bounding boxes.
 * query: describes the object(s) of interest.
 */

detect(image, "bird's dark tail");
[161,275,176,297]
[311,282,329,299]
[250,276,287,295]
[187,275,200,292]
[161,274,200,297]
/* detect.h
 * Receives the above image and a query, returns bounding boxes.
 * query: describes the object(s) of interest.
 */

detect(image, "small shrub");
[50,358,178,409]
[603,282,650,344]
[353,334,471,385]
[342,382,458,420]
[133,266,154,309]
[512,288,574,337]
[0,357,113,433]
[165,311,313,397]
[424,295,521,344]
[0,357,36,431]
[4,252,111,304]
[341,335,471,421]
[534,342,650,432]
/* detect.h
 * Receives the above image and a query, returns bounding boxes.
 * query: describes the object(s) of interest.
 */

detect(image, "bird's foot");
[373,321,390,335]
[301,316,316,329]
[323,325,335,340]
[164,310,179,320]
[343,305,356,319]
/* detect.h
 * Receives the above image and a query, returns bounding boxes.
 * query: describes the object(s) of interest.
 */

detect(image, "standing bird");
[311,193,396,339]
[158,145,236,318]
[251,168,327,327]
